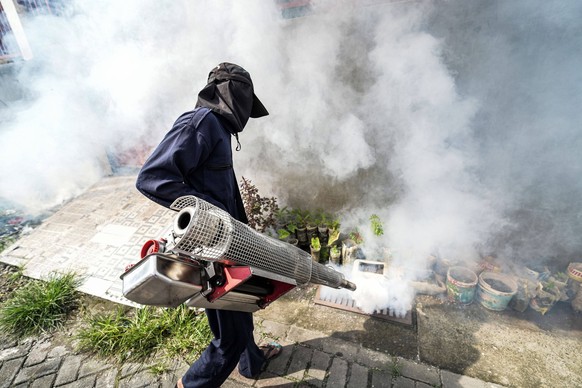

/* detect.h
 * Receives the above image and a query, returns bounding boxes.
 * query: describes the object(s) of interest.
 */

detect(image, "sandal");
[259,342,283,361]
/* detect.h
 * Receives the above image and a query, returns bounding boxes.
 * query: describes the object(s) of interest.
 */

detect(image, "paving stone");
[347,363,369,388]
[391,375,415,388]
[254,371,296,387]
[306,349,330,387]
[14,357,61,385]
[286,345,312,381]
[160,374,181,388]
[120,362,143,378]
[265,343,294,376]
[0,344,31,362]
[355,347,393,370]
[95,368,118,388]
[0,357,24,388]
[287,325,325,346]
[24,341,52,367]
[396,357,440,386]
[228,367,255,385]
[222,377,253,388]
[47,345,69,358]
[258,319,290,341]
[371,369,392,388]
[441,370,487,388]
[320,336,361,362]
[30,373,56,388]
[78,357,113,378]
[0,337,17,351]
[326,357,348,388]
[416,382,434,388]
[55,354,83,386]
[121,368,159,387]
[58,374,97,388]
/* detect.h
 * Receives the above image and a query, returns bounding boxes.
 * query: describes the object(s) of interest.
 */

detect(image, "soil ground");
[256,285,582,387]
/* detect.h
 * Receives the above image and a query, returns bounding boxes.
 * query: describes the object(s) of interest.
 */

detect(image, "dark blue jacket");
[136,107,248,223]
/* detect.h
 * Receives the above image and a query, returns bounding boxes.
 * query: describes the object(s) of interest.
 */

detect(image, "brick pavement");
[0,317,503,388]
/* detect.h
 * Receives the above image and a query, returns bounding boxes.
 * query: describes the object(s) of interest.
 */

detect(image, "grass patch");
[390,358,402,378]
[0,272,81,337]
[0,235,17,254]
[76,304,212,367]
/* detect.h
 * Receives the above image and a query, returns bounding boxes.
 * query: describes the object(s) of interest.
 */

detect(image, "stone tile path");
[0,317,503,388]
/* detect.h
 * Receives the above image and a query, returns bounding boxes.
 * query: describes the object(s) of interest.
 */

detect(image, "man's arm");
[135,111,225,210]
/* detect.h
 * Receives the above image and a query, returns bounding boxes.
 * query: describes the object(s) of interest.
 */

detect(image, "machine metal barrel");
[169,196,356,291]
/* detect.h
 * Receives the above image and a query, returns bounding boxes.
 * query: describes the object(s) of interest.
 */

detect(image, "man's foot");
[259,342,283,361]
[175,377,184,388]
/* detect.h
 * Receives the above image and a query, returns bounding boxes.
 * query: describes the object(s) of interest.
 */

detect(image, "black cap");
[207,63,269,118]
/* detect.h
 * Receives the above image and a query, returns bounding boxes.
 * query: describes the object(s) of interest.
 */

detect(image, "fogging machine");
[120,196,356,312]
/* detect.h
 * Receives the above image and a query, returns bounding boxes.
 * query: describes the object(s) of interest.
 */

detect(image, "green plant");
[390,359,402,378]
[370,214,384,237]
[0,272,81,336]
[6,264,25,284]
[291,208,311,228]
[286,222,298,233]
[311,237,321,251]
[240,177,280,233]
[349,228,364,244]
[327,228,340,247]
[330,245,340,256]
[554,272,568,282]
[0,235,17,254]
[277,229,291,240]
[328,216,341,231]
[275,206,291,227]
[76,304,212,365]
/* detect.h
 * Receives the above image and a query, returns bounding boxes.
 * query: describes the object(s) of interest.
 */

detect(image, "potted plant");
[310,236,321,263]
[277,228,291,241]
[275,206,291,232]
[292,208,310,247]
[288,237,299,246]
[329,245,341,265]
[305,211,318,241]
[315,209,329,240]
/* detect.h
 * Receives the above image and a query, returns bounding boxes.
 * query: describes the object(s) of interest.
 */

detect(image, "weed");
[390,358,402,378]
[148,363,169,376]
[7,264,25,284]
[349,228,364,245]
[0,272,81,337]
[0,235,17,254]
[76,305,212,366]
[370,214,384,237]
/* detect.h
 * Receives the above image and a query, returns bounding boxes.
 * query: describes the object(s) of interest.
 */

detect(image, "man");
[136,63,281,388]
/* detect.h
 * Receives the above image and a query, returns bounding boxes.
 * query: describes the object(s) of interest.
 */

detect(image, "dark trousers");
[181,309,265,388]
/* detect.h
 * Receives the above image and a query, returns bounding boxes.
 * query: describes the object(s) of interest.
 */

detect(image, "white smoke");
[1,0,580,312]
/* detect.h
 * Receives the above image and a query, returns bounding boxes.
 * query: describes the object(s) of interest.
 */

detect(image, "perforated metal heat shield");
[169,196,349,289]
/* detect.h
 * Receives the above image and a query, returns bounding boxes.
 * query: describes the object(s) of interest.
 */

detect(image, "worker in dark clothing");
[136,63,282,388]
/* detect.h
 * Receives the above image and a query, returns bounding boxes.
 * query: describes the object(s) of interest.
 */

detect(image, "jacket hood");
[196,63,268,134]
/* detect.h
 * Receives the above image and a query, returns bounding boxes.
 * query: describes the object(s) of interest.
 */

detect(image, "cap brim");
[250,93,269,118]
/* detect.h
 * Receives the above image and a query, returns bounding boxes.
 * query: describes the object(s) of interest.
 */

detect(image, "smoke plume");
[1,0,580,313]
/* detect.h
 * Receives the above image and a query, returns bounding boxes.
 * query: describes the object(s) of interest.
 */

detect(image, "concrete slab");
[416,295,582,387]
[1,175,175,306]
